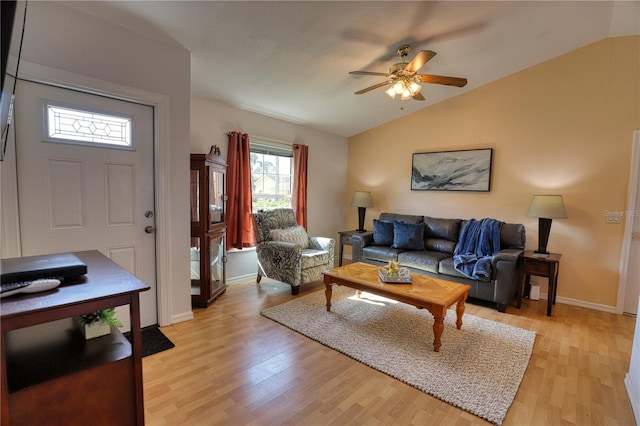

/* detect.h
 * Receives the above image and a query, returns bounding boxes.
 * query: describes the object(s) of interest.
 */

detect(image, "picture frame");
[411,148,493,192]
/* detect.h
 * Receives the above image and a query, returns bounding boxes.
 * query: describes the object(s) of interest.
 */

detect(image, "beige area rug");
[261,286,536,425]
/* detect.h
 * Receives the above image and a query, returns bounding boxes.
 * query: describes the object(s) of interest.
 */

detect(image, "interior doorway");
[619,130,640,316]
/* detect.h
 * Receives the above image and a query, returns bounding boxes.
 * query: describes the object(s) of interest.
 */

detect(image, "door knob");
[145,225,156,234]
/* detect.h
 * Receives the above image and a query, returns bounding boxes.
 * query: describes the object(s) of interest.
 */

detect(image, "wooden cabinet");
[190,145,227,308]
[0,250,149,425]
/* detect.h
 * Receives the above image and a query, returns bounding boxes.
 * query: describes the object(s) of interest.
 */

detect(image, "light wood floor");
[143,278,637,425]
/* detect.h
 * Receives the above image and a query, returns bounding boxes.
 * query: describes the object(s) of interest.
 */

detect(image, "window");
[45,102,133,149]
[250,138,293,212]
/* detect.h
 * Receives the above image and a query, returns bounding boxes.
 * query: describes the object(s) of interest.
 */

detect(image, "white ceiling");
[62,1,640,138]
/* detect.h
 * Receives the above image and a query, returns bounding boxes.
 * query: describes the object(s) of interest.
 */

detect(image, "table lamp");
[526,195,568,255]
[351,191,373,232]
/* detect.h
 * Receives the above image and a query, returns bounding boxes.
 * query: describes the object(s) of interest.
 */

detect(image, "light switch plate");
[606,211,623,223]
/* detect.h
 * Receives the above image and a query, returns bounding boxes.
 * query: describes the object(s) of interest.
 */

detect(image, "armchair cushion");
[270,225,310,249]
[301,249,330,269]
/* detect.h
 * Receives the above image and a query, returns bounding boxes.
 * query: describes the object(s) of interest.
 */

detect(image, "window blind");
[250,137,293,158]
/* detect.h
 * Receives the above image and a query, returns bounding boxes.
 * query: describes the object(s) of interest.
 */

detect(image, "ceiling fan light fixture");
[392,80,405,94]
[350,45,466,101]
[385,86,397,99]
[409,81,422,96]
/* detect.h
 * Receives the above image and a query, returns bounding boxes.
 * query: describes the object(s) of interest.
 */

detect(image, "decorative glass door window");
[45,102,133,148]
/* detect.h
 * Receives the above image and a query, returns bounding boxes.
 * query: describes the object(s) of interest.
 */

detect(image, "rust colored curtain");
[292,144,308,228]
[226,132,255,249]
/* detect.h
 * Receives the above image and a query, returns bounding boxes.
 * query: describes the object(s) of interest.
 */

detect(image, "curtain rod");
[226,132,292,147]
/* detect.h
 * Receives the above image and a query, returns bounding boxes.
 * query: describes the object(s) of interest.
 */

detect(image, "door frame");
[616,130,640,314]
[7,61,173,326]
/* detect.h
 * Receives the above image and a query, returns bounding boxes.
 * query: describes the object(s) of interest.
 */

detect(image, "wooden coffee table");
[323,262,472,352]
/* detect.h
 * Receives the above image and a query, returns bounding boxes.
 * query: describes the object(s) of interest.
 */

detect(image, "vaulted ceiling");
[62,1,639,137]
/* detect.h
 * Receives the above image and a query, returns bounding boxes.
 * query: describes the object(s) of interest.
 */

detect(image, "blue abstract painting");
[411,148,493,191]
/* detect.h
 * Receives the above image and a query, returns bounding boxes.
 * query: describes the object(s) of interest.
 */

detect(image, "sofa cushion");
[423,217,462,254]
[500,223,526,249]
[362,246,403,262]
[392,221,426,251]
[439,257,490,282]
[398,251,449,274]
[379,212,424,224]
[270,226,309,249]
[373,219,394,246]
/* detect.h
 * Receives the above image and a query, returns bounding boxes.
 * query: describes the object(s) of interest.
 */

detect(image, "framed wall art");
[411,148,493,192]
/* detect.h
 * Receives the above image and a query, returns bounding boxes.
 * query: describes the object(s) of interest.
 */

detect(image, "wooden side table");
[521,250,561,316]
[1,250,149,425]
[338,230,365,266]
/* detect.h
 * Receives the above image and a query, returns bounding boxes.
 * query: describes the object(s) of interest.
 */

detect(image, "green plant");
[78,308,123,328]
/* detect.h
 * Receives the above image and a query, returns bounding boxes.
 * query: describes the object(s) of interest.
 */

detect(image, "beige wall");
[348,36,640,309]
[10,1,193,323]
[190,96,349,280]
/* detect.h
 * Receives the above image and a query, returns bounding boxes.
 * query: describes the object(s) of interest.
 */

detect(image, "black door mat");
[124,324,175,357]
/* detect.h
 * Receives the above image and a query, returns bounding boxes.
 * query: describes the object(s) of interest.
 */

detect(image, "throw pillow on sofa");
[373,219,394,246]
[270,226,310,249]
[391,221,426,251]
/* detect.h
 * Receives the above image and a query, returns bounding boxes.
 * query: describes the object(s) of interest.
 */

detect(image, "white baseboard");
[625,374,640,425]
[537,292,617,314]
[227,273,257,283]
[170,311,194,325]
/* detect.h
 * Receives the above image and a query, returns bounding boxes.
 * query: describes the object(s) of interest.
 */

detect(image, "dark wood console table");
[338,230,372,266]
[1,250,150,425]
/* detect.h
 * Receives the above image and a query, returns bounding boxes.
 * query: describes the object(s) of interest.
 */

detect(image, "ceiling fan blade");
[417,74,468,87]
[354,81,392,94]
[413,92,425,101]
[405,50,436,74]
[349,71,390,77]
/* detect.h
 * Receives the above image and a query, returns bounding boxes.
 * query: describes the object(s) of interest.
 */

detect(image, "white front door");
[625,231,640,315]
[14,80,157,328]
[623,131,640,315]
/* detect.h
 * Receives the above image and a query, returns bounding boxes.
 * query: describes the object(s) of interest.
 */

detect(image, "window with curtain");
[250,138,293,212]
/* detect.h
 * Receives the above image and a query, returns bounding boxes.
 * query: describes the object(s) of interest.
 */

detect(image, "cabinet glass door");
[190,169,200,224]
[190,236,201,296]
[208,168,224,225]
[209,234,225,293]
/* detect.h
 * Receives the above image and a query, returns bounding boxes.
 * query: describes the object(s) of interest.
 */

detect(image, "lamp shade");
[351,191,373,208]
[526,195,568,219]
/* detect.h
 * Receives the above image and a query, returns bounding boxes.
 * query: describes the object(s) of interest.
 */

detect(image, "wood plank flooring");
[143,278,636,425]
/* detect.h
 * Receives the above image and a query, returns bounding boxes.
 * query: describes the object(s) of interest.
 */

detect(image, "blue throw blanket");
[453,218,503,280]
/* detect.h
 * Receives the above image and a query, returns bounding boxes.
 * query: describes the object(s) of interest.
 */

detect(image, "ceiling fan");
[349,44,467,101]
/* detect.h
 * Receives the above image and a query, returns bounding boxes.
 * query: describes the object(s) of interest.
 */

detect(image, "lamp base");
[356,207,367,234]
[537,218,553,254]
